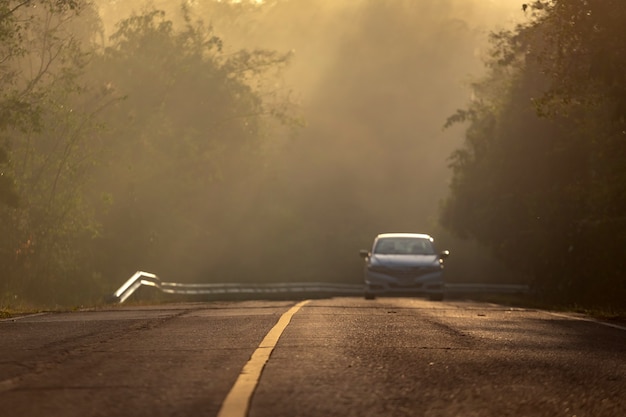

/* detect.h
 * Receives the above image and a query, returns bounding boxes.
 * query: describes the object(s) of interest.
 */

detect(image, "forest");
[0,0,623,310]
[443,0,626,308]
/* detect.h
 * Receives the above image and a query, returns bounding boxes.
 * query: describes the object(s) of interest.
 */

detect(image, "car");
[359,233,450,301]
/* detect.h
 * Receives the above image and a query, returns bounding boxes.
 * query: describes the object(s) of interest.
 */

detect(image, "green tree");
[90,7,296,284]
[0,0,111,305]
[443,0,626,308]
[0,1,85,142]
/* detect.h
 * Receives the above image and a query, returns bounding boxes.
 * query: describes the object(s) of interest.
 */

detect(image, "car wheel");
[364,292,376,300]
[428,293,444,301]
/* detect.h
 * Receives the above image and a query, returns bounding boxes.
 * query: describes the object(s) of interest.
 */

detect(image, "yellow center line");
[217,300,310,417]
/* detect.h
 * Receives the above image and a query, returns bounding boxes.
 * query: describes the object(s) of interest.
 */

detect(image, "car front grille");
[371,266,438,279]
[388,282,423,289]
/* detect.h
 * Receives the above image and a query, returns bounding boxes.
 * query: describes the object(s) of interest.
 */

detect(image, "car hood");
[370,254,439,267]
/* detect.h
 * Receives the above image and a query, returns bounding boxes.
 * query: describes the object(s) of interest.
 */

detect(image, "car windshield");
[373,237,435,255]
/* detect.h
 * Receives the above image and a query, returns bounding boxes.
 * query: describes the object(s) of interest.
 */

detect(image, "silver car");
[359,233,450,300]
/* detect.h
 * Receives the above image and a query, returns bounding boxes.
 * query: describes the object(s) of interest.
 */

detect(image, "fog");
[94,0,522,285]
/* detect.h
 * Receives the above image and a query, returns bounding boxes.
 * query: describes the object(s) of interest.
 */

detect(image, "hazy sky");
[93,0,525,281]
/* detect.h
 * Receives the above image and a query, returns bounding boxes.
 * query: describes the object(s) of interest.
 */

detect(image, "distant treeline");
[443,0,626,309]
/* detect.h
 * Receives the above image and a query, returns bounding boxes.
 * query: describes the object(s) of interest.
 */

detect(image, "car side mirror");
[439,250,450,259]
[359,249,370,258]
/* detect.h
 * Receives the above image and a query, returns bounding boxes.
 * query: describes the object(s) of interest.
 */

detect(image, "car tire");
[428,293,444,301]
[364,292,376,300]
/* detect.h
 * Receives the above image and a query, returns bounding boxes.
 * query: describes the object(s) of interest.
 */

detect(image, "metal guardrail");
[447,283,530,294]
[111,271,529,304]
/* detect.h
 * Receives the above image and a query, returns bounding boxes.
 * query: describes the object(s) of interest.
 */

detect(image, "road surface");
[1,297,624,416]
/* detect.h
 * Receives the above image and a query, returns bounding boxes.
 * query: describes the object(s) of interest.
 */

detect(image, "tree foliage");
[0,0,77,207]
[443,0,626,308]
[0,0,110,304]
[0,2,296,305]
[87,6,296,285]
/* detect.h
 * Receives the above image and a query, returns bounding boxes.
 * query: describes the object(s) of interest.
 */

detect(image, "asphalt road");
[1,298,625,417]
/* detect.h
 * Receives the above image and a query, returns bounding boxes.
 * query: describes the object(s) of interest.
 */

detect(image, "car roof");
[375,233,433,240]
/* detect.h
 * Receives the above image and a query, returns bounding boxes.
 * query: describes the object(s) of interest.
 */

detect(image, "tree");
[0,0,111,305]
[0,0,84,144]
[443,0,626,308]
[90,7,296,284]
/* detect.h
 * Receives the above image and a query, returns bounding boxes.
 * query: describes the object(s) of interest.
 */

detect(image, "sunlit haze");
[88,0,523,284]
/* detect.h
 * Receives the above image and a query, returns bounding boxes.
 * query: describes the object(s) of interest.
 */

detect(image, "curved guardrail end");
[112,271,161,304]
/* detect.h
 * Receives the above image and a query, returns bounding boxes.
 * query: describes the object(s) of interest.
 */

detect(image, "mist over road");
[88,0,526,286]
[2,298,624,416]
